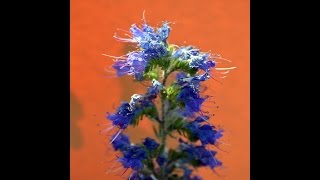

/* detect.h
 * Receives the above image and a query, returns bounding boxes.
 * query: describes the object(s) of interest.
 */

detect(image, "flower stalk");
[103,17,233,180]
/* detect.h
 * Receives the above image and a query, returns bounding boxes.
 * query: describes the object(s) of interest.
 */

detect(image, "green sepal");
[130,104,159,127]
[171,60,198,76]
[144,56,171,75]
[143,70,159,80]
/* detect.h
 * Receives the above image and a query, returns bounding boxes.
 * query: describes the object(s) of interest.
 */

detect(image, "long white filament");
[110,129,123,144]
[215,67,237,70]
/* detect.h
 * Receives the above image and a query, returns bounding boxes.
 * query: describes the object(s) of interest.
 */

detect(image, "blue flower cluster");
[185,115,223,145]
[111,133,130,151]
[111,133,161,172]
[113,22,170,80]
[143,137,159,151]
[172,46,216,73]
[176,73,207,117]
[118,145,147,171]
[179,139,222,169]
[107,80,163,130]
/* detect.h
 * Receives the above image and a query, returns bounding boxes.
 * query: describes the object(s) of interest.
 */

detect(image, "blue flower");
[156,155,166,166]
[175,73,214,117]
[179,139,222,169]
[172,46,216,73]
[143,137,159,151]
[118,145,147,171]
[194,115,210,123]
[176,72,188,80]
[107,102,133,129]
[172,46,199,60]
[118,157,144,171]
[112,22,171,80]
[181,167,202,180]
[129,22,170,47]
[156,22,170,42]
[111,133,130,151]
[112,52,148,81]
[176,80,205,117]
[107,94,156,129]
[189,53,215,72]
[146,79,163,100]
[185,117,223,145]
[177,72,211,85]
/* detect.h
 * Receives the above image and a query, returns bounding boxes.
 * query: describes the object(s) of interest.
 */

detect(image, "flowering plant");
[103,16,234,180]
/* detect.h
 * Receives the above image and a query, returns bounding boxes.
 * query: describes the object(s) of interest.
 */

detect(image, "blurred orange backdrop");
[70,0,249,179]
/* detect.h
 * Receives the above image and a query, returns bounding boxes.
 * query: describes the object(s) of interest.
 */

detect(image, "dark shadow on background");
[70,92,84,149]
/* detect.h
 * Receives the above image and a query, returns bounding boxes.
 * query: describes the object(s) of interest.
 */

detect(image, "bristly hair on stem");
[103,12,235,180]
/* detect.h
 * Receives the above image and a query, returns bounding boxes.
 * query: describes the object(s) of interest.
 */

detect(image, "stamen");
[219,70,230,74]
[121,168,129,175]
[110,129,123,144]
[215,67,236,70]
[142,10,146,24]
[104,67,116,73]
[110,166,123,173]
[106,163,117,174]
[213,56,232,62]
[102,54,127,59]
[113,34,136,43]
[116,28,130,33]
[128,170,134,180]
[106,125,115,132]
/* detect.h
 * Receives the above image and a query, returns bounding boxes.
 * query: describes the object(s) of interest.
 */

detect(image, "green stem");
[159,69,170,179]
[158,58,175,179]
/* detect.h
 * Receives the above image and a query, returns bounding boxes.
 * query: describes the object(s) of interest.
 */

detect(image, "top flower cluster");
[112,21,215,81]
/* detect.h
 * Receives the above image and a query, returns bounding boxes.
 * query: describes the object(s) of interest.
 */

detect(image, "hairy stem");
[158,58,175,179]
[159,69,169,179]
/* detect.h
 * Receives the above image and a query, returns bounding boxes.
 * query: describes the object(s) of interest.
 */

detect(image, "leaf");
[171,60,198,76]
[143,69,159,80]
[143,56,171,77]
[152,125,160,138]
[167,149,187,163]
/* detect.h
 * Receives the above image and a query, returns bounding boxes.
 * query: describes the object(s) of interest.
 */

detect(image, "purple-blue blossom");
[194,115,210,123]
[106,102,133,129]
[146,79,163,100]
[185,119,223,145]
[176,78,205,117]
[112,52,148,80]
[143,137,159,151]
[107,93,157,130]
[111,133,130,151]
[182,168,202,180]
[179,139,222,169]
[156,155,166,166]
[172,46,216,73]
[118,145,147,171]
[112,22,171,80]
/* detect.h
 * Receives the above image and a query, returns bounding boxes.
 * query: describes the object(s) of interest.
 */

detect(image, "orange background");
[70,0,249,179]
